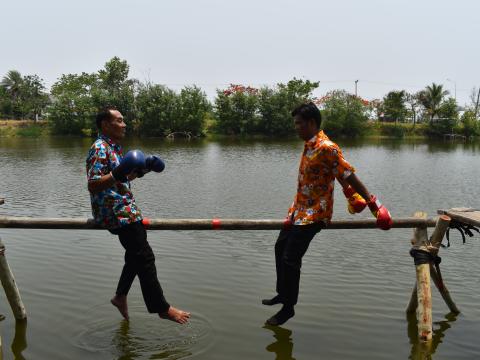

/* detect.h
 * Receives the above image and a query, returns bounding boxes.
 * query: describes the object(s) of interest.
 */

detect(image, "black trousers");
[111,221,170,313]
[275,223,322,306]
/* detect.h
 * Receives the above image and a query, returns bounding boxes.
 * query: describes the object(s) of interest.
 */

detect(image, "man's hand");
[367,195,393,230]
[343,186,367,214]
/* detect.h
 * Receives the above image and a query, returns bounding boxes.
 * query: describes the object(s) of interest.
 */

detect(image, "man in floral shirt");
[86,106,190,324]
[263,102,392,326]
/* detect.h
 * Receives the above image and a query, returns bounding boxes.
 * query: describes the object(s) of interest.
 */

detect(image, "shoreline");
[0,120,475,142]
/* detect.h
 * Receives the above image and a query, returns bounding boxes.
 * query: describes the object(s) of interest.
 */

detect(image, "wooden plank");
[437,208,480,227]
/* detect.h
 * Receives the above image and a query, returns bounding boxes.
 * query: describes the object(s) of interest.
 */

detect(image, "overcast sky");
[2,0,479,105]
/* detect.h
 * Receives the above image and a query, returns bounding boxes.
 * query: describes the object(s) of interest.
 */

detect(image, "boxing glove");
[111,150,146,183]
[342,186,367,214]
[367,195,393,230]
[135,155,165,178]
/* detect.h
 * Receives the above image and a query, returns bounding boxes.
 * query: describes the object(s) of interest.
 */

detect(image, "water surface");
[0,137,479,359]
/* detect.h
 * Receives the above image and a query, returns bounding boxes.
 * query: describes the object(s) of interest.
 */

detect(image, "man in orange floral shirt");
[263,102,392,326]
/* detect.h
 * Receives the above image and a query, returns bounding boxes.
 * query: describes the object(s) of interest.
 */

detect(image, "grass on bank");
[0,120,49,137]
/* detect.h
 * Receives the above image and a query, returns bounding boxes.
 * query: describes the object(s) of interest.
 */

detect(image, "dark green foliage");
[177,86,211,136]
[214,87,260,135]
[136,84,179,136]
[321,90,369,137]
[378,123,405,138]
[381,90,407,122]
[0,70,49,120]
[213,79,319,136]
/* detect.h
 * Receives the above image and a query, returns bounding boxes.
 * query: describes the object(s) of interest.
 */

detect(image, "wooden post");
[409,212,433,341]
[428,215,459,314]
[415,262,432,341]
[0,238,26,320]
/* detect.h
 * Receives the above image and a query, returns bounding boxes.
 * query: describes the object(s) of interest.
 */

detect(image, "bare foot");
[111,295,129,320]
[159,306,191,324]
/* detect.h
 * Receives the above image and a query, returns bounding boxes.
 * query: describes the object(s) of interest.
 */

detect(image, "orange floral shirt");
[288,130,355,225]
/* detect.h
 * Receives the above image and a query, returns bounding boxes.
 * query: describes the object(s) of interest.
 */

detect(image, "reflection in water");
[111,320,192,360]
[263,325,295,360]
[407,312,457,360]
[11,319,28,360]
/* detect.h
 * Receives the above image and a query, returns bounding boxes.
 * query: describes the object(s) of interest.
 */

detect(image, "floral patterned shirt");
[86,134,142,229]
[288,130,355,225]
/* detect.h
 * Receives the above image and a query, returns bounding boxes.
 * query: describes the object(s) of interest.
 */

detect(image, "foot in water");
[265,305,295,326]
[159,306,191,324]
[262,295,283,306]
[111,295,129,320]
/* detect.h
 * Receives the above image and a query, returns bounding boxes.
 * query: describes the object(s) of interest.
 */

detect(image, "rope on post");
[0,238,26,320]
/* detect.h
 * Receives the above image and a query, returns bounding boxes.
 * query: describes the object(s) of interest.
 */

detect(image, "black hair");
[291,102,322,128]
[96,106,117,129]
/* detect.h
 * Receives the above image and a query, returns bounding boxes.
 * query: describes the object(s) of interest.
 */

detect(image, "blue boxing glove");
[111,150,146,183]
[135,155,165,178]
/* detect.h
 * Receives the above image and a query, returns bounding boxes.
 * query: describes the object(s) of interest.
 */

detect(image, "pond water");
[0,136,479,359]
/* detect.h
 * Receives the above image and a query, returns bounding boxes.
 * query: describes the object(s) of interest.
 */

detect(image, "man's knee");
[281,254,302,271]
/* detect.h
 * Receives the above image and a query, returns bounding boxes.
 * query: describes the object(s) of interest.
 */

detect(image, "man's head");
[291,102,321,141]
[96,106,126,142]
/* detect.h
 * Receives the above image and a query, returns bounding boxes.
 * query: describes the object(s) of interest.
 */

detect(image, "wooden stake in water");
[0,238,26,320]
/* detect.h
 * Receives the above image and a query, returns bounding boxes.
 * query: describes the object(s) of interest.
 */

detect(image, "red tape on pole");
[212,218,221,230]
[142,218,151,228]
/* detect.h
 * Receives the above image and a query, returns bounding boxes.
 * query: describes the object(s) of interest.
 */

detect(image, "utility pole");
[446,78,457,102]
[475,87,480,119]
[355,80,359,97]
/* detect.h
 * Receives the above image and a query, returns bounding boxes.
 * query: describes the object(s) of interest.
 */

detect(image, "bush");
[321,90,369,137]
[378,123,406,138]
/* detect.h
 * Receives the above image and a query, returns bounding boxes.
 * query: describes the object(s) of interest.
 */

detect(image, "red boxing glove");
[367,195,393,230]
[343,186,367,214]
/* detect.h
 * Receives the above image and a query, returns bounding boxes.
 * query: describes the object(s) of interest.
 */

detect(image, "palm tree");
[1,70,23,100]
[418,83,449,124]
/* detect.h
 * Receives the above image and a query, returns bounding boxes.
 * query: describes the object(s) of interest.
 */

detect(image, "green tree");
[459,110,479,137]
[382,90,407,123]
[257,78,319,135]
[321,90,369,137]
[418,83,449,124]
[136,83,179,136]
[48,73,98,134]
[214,85,259,135]
[19,75,50,121]
[177,86,210,136]
[1,70,23,100]
[405,92,421,125]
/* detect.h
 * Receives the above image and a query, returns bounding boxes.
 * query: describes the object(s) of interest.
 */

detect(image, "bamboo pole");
[429,264,459,314]
[0,238,26,320]
[428,215,459,314]
[408,212,433,341]
[415,262,433,341]
[0,216,437,230]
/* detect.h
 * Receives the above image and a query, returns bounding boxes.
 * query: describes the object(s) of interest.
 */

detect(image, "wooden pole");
[415,262,432,341]
[408,212,433,341]
[429,264,459,314]
[0,238,26,320]
[0,216,437,230]
[428,215,460,314]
